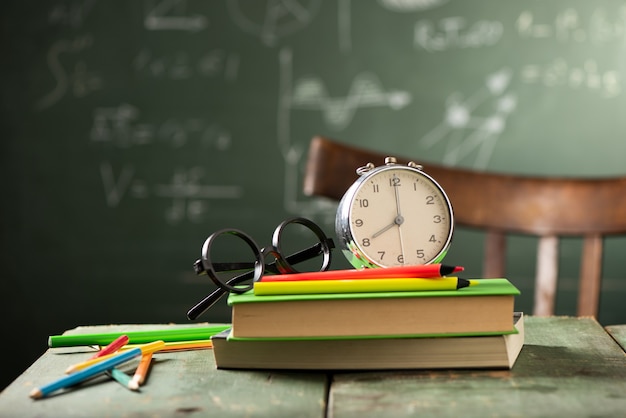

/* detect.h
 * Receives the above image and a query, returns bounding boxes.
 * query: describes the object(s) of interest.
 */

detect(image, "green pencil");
[106,368,136,392]
[48,324,231,348]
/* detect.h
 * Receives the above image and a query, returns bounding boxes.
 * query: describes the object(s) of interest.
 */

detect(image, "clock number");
[354,219,364,227]
[433,215,443,223]
[389,177,401,187]
[397,254,404,263]
[413,181,419,191]
[429,235,437,242]
[361,238,371,247]
[378,251,385,260]
[426,195,435,205]
[357,199,369,208]
[372,184,379,193]
[416,249,425,259]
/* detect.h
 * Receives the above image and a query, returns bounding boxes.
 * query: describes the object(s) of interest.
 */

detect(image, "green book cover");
[228,278,520,305]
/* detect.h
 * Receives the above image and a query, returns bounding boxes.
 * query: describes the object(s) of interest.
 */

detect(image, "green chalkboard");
[2,0,626,390]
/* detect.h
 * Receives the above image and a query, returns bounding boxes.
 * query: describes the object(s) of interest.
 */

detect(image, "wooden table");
[1,317,625,417]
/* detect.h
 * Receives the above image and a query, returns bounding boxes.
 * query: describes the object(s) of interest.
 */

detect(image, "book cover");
[228,278,520,338]
[212,313,525,371]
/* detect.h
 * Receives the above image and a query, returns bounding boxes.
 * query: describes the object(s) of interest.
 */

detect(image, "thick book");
[212,313,525,371]
[228,278,520,338]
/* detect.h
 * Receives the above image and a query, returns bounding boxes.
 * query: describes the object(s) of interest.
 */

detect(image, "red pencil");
[260,264,464,282]
[89,335,129,360]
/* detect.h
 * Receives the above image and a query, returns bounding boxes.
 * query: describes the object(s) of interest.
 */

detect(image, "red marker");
[260,264,464,282]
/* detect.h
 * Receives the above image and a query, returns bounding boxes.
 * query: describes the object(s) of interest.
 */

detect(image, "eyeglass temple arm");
[193,239,334,276]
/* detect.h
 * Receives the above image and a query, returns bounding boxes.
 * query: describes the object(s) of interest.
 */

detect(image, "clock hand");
[372,176,405,239]
[372,221,396,238]
[393,174,402,218]
[393,174,407,264]
[371,213,405,239]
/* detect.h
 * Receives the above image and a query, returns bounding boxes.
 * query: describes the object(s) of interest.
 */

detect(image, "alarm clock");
[335,157,454,269]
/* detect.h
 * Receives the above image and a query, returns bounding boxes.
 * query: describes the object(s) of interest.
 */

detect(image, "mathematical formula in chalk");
[100,163,243,224]
[90,104,231,150]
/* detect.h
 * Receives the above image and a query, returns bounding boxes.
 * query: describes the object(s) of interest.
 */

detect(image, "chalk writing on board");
[133,49,240,81]
[100,163,243,223]
[277,47,412,218]
[338,0,351,52]
[520,58,620,98]
[419,68,516,169]
[516,8,626,44]
[290,73,411,131]
[414,17,503,52]
[144,0,208,31]
[378,0,448,13]
[48,0,96,27]
[35,35,102,110]
[90,104,232,150]
[227,0,321,46]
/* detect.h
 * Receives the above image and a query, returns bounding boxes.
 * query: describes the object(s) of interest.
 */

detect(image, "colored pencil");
[65,341,164,374]
[128,353,153,390]
[122,339,213,352]
[253,277,478,295]
[259,264,464,282]
[29,341,164,399]
[89,335,129,360]
[106,368,135,391]
[49,325,230,348]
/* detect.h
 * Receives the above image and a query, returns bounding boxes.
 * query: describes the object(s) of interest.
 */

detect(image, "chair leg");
[534,236,559,316]
[578,235,603,317]
[483,231,506,278]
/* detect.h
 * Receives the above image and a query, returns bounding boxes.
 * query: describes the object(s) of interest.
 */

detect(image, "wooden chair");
[303,136,626,317]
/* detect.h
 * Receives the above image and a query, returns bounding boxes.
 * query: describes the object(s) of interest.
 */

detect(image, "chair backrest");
[304,136,626,317]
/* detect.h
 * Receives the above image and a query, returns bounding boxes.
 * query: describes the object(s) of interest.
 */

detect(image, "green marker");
[48,324,231,347]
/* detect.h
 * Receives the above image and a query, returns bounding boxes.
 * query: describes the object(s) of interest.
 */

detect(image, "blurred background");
[2,0,626,390]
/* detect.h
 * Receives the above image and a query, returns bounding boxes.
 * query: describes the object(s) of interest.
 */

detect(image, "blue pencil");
[30,347,142,399]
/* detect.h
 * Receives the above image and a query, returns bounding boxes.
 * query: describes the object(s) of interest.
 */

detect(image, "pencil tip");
[128,378,140,391]
[29,388,43,399]
[441,265,464,275]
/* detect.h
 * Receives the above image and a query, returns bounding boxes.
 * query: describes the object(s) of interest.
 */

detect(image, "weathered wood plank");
[329,317,626,418]
[0,324,328,418]
[606,324,626,352]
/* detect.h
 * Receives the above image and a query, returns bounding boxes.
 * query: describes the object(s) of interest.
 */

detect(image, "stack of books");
[211,265,524,371]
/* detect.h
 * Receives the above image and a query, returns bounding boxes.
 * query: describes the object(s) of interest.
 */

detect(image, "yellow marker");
[254,277,479,296]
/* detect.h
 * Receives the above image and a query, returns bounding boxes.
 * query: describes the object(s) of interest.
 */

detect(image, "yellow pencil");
[65,340,164,374]
[128,353,153,390]
[153,340,213,351]
[122,339,213,352]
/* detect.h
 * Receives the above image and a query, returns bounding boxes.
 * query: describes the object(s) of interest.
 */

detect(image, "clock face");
[339,166,453,268]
